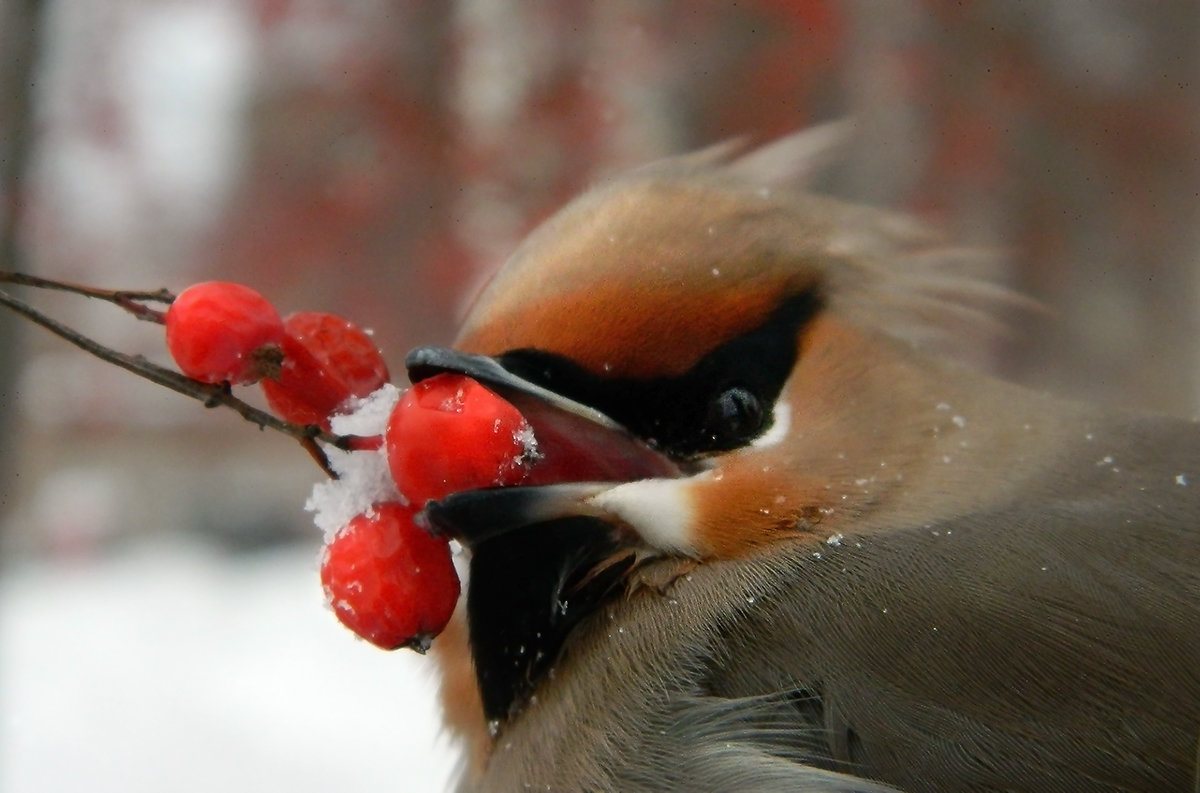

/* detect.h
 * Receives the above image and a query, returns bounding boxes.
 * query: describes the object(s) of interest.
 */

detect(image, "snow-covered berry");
[320,502,459,651]
[262,311,390,427]
[385,374,536,507]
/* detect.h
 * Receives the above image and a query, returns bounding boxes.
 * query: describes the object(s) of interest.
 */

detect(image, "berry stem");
[0,269,174,323]
[0,286,370,478]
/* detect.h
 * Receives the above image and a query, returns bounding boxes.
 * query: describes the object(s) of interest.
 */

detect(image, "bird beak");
[405,345,690,548]
[406,345,701,722]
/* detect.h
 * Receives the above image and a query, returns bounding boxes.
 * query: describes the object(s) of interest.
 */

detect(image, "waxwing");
[406,126,1200,793]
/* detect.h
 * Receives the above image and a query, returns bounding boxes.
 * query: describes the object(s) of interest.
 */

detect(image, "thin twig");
[0,286,374,478]
[0,270,173,323]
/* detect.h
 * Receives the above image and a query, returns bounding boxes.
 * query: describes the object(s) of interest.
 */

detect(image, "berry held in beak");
[407,126,1200,793]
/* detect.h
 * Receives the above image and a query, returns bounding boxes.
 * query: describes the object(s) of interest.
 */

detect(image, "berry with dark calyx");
[262,311,390,428]
[165,281,285,384]
[320,502,460,651]
[385,373,536,507]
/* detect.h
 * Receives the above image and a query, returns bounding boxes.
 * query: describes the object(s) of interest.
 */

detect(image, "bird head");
[407,126,1021,728]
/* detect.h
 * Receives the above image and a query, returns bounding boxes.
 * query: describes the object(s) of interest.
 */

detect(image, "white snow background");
[0,541,459,793]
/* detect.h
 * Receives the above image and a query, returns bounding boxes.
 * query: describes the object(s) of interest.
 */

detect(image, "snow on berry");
[385,373,538,507]
[165,281,285,384]
[306,384,403,538]
[309,375,536,653]
[321,502,460,651]
[262,311,390,428]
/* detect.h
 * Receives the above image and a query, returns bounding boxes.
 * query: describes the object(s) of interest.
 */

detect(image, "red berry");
[165,281,284,384]
[262,311,390,427]
[386,374,535,507]
[320,502,460,651]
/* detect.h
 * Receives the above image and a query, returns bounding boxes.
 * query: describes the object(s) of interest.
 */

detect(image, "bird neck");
[688,313,1093,557]
[784,314,1091,537]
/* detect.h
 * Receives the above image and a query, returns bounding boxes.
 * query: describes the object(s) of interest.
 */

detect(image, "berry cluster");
[165,281,391,429]
[164,281,537,651]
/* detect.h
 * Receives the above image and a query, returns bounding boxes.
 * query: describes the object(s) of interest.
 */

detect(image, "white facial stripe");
[586,478,698,555]
[579,403,790,553]
[751,399,791,449]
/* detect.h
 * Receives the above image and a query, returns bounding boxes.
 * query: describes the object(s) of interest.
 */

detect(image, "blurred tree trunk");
[0,0,43,530]
[0,0,41,276]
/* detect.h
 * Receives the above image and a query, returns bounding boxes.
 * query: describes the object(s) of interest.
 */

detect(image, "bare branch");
[0,286,376,478]
[0,270,173,323]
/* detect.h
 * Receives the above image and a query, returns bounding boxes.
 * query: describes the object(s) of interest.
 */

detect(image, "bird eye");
[706,385,764,444]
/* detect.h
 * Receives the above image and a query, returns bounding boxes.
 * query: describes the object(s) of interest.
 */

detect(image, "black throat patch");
[466,516,633,723]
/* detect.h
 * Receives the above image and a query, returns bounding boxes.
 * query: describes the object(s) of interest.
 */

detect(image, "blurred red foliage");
[29,0,1200,414]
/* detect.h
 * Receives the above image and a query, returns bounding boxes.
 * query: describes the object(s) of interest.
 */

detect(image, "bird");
[404,125,1200,793]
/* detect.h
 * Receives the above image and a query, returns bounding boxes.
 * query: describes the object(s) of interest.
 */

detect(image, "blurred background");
[1,1,1198,791]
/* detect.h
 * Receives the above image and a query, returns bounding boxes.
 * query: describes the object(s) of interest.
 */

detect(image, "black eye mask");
[496,288,821,458]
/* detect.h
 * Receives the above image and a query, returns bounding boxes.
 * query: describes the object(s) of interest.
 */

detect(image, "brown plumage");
[407,127,1200,792]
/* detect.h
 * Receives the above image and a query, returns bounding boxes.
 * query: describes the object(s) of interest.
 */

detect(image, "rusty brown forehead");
[451,175,826,378]
[455,277,799,379]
